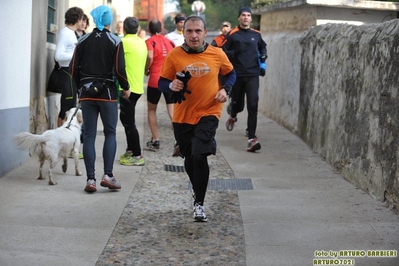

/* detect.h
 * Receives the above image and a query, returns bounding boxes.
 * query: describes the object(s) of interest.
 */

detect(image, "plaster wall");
[316,6,397,25]
[0,0,33,176]
[260,6,317,32]
[260,4,397,32]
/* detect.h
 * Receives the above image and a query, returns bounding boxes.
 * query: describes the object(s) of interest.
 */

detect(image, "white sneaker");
[225,116,237,131]
[100,174,121,189]
[247,137,261,152]
[84,179,97,193]
[193,203,207,222]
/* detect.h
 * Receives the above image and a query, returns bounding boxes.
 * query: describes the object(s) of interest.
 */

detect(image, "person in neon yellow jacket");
[119,16,148,166]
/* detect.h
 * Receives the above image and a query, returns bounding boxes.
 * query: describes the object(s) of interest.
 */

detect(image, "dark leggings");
[81,101,118,179]
[174,116,218,204]
[119,92,142,156]
[184,154,209,204]
[230,76,259,139]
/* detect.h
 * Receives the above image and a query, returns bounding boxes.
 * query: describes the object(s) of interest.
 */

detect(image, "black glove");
[171,70,192,103]
[259,60,267,77]
[176,70,192,94]
[171,92,184,103]
[260,68,266,77]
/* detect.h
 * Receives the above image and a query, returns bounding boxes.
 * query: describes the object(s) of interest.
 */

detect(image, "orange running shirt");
[160,45,234,125]
[212,34,226,48]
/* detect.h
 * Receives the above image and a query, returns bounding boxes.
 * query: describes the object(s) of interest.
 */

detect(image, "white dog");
[14,107,83,185]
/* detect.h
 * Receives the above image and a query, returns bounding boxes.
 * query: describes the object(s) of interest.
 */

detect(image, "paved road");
[1,96,398,266]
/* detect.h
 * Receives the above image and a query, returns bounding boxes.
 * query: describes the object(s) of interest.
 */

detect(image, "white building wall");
[0,0,32,176]
[0,0,32,111]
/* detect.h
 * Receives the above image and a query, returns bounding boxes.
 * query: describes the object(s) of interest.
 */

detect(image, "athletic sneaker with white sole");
[100,174,121,189]
[226,116,237,131]
[193,203,207,222]
[120,155,145,166]
[84,179,97,192]
[145,139,160,151]
[247,137,261,152]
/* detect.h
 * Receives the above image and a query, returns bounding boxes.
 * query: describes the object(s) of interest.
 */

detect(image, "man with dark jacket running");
[222,7,267,152]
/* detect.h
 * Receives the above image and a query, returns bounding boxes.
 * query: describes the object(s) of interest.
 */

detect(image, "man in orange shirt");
[211,21,231,48]
[158,15,236,222]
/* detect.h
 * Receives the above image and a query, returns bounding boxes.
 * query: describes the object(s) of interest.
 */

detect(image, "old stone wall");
[297,20,399,208]
[259,31,303,132]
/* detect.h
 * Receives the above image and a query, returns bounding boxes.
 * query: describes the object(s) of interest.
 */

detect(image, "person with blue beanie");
[70,5,131,193]
[90,5,113,31]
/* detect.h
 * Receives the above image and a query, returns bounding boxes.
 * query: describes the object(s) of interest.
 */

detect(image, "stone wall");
[264,19,399,209]
[259,31,303,132]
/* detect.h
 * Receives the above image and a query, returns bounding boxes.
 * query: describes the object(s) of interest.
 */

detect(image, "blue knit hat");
[90,5,113,31]
[238,7,252,17]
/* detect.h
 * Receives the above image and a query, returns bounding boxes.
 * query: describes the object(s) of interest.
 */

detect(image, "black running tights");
[184,154,209,204]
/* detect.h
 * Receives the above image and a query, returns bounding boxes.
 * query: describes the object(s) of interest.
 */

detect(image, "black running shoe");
[146,139,160,151]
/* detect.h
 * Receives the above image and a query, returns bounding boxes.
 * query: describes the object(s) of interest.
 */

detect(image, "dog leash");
[65,102,81,129]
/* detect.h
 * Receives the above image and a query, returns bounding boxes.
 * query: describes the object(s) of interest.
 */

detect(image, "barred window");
[47,0,56,43]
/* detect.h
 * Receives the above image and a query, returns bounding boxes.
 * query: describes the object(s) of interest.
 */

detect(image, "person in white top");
[166,14,185,46]
[55,6,84,127]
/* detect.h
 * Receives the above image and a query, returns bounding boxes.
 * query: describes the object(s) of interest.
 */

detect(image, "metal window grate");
[189,178,254,191]
[164,164,254,191]
[164,164,185,172]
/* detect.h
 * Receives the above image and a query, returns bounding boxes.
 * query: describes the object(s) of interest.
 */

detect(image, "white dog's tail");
[14,132,45,152]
